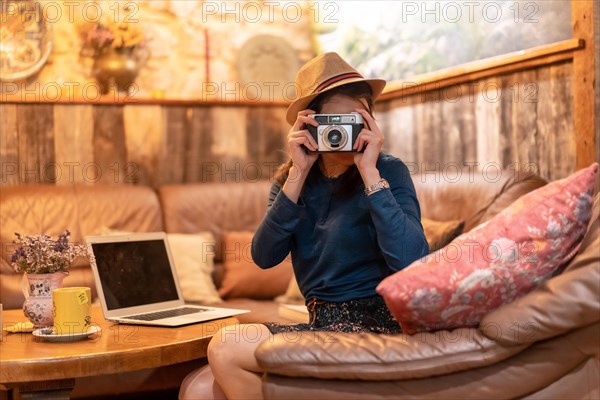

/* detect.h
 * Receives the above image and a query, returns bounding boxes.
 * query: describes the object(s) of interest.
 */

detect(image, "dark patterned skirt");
[264,295,401,334]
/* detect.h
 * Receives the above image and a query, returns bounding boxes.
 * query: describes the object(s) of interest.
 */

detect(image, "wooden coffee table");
[0,304,238,399]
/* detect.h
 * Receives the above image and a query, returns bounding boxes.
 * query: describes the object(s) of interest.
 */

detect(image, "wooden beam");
[0,94,289,107]
[380,39,583,101]
[572,0,597,169]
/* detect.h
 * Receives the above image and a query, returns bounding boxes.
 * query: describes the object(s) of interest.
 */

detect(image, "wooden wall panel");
[420,93,444,170]
[413,100,426,168]
[501,70,538,168]
[53,105,94,185]
[209,107,248,183]
[164,106,188,184]
[246,107,289,180]
[0,105,19,186]
[92,106,127,185]
[535,63,575,181]
[380,97,417,163]
[36,105,56,184]
[123,105,164,186]
[475,78,502,168]
[550,63,575,179]
[535,67,554,181]
[0,61,576,188]
[16,105,55,184]
[440,84,477,164]
[381,64,574,182]
[186,108,216,183]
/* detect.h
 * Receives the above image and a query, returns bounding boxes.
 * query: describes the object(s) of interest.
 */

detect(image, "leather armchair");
[255,193,600,399]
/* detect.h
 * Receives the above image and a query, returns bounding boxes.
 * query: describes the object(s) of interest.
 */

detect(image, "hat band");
[312,72,364,94]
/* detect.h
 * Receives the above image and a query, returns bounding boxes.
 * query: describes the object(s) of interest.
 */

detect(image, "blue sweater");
[251,153,429,302]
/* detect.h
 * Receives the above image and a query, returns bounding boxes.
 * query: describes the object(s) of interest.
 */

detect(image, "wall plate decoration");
[237,34,299,101]
[0,0,53,82]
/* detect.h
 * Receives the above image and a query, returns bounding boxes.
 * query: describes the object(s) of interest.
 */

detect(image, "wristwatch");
[364,179,390,196]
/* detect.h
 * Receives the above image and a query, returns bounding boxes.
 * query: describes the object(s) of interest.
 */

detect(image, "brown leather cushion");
[256,327,529,380]
[260,323,599,399]
[421,218,464,252]
[413,168,546,231]
[0,184,163,309]
[158,181,272,263]
[1,184,163,257]
[218,231,293,300]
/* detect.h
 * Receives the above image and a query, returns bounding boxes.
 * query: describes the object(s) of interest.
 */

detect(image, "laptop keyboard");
[125,307,209,321]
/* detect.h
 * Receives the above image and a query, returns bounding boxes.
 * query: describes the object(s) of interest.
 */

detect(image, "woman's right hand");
[287,109,319,176]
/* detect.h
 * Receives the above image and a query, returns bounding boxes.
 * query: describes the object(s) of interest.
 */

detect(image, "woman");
[206,52,429,399]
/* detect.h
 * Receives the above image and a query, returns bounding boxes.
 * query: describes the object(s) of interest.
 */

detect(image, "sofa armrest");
[261,324,600,400]
[255,328,528,380]
[481,259,600,345]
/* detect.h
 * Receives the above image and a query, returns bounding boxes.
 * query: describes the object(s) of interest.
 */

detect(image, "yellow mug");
[53,287,92,335]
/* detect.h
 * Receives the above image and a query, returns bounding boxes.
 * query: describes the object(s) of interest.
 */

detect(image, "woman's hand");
[282,110,319,203]
[353,109,384,184]
[288,109,319,177]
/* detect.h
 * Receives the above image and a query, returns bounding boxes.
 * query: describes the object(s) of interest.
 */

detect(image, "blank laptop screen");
[92,240,179,310]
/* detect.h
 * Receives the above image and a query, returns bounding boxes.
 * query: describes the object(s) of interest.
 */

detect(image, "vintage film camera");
[306,112,365,153]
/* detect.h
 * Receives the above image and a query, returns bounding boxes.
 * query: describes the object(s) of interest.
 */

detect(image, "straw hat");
[285,52,386,125]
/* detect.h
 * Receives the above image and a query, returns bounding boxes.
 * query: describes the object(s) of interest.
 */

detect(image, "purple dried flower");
[55,231,70,252]
[10,248,22,263]
[10,230,88,274]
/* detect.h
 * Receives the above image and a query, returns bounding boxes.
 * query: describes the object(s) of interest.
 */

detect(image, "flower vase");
[92,47,143,95]
[22,272,68,328]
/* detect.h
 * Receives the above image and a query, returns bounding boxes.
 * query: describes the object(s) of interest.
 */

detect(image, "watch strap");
[364,178,390,196]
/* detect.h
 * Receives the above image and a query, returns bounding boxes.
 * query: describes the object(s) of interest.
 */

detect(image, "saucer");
[32,326,101,342]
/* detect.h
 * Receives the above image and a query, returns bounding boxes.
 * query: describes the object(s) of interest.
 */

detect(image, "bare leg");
[208,323,272,400]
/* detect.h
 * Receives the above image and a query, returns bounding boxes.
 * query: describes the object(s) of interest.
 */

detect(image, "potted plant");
[11,230,87,328]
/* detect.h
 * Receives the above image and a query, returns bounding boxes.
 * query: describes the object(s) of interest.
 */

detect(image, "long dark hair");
[274,82,374,198]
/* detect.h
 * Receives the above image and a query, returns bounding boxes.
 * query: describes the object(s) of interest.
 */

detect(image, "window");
[315,0,572,81]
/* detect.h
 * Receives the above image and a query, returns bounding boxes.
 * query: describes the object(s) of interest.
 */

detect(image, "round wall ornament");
[237,34,299,101]
[0,0,53,82]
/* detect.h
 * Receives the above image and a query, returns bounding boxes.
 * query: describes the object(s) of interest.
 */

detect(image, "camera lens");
[321,125,348,151]
[327,130,342,146]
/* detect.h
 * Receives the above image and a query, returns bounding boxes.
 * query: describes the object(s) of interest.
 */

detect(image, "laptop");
[86,232,248,327]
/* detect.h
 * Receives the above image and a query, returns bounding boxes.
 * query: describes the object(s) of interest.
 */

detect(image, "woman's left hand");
[353,108,384,173]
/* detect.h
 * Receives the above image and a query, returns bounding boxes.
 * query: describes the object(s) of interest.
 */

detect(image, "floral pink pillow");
[377,163,599,334]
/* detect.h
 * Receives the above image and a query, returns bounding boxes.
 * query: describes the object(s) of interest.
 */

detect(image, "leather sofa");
[0,182,273,313]
[6,167,586,399]
[1,168,546,320]
[254,191,600,398]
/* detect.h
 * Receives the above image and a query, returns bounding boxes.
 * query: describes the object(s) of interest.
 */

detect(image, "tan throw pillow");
[421,218,465,252]
[219,231,293,300]
[275,275,305,304]
[166,233,221,304]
